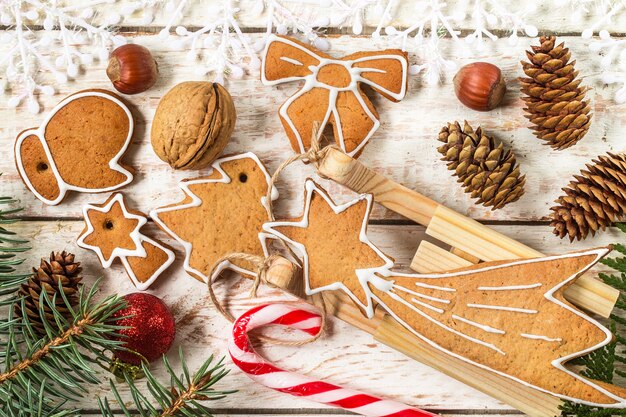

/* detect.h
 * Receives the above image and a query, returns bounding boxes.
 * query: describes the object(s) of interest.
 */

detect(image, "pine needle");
[98,346,236,417]
[561,231,626,416]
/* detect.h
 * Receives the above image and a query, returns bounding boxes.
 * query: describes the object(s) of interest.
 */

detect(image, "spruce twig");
[99,347,235,417]
[560,230,626,416]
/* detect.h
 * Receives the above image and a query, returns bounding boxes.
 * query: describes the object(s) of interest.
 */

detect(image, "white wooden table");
[2,1,625,415]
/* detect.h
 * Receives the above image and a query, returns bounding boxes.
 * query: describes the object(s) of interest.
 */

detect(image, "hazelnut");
[151,82,236,170]
[453,62,506,111]
[107,44,158,94]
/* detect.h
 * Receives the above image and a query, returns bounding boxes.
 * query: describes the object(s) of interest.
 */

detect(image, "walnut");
[151,82,236,170]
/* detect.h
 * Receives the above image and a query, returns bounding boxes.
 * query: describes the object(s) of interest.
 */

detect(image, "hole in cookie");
[104,220,114,230]
[37,162,49,172]
[239,173,248,183]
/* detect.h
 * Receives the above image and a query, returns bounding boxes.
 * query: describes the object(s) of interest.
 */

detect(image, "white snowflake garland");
[0,0,127,113]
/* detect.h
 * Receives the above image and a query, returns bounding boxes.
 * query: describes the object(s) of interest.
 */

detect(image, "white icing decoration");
[280,56,303,66]
[151,153,278,283]
[76,193,174,291]
[392,285,450,303]
[410,297,445,314]
[477,283,542,291]
[261,35,408,157]
[261,185,624,407]
[451,314,506,335]
[14,91,134,206]
[467,304,538,314]
[521,333,562,342]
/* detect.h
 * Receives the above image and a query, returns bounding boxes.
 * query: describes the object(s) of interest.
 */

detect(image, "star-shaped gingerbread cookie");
[262,179,393,316]
[150,153,278,282]
[77,193,174,290]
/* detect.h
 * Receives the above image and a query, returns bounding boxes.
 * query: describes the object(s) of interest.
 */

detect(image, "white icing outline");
[14,91,134,206]
[151,153,278,283]
[261,35,408,157]
[76,193,174,291]
[261,181,625,406]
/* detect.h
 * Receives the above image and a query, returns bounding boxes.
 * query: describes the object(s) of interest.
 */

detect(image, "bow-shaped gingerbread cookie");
[261,35,408,158]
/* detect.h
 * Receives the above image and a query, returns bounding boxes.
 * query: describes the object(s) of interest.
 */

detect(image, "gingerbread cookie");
[261,35,408,157]
[263,179,626,407]
[77,193,174,290]
[14,89,134,205]
[150,153,278,282]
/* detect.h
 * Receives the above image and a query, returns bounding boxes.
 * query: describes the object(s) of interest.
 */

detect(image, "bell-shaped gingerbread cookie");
[14,89,134,205]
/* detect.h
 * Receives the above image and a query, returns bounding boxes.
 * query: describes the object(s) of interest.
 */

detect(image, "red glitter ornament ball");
[112,293,176,365]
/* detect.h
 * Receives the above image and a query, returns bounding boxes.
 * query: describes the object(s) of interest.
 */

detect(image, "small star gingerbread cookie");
[77,193,174,290]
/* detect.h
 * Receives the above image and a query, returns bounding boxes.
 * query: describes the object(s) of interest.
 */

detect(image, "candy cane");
[229,303,439,417]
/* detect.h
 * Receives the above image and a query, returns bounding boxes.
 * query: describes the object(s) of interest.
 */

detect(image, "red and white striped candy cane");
[229,303,439,417]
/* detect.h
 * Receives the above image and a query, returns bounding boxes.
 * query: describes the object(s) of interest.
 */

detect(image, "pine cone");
[15,251,83,334]
[520,35,592,150]
[437,121,526,210]
[551,153,626,241]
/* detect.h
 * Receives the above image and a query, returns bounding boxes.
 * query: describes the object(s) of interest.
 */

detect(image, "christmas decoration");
[106,44,159,94]
[151,82,236,170]
[520,35,592,150]
[110,292,176,365]
[437,121,526,210]
[14,251,82,335]
[151,153,277,283]
[378,0,538,84]
[261,35,408,157]
[230,302,438,417]
[1,277,126,415]
[0,0,127,113]
[99,347,234,417]
[261,178,626,406]
[14,90,135,205]
[77,193,175,290]
[550,152,626,242]
[453,62,506,111]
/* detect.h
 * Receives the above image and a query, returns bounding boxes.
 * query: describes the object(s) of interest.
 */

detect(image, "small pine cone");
[520,35,592,150]
[437,121,526,210]
[15,251,83,334]
[550,153,626,241]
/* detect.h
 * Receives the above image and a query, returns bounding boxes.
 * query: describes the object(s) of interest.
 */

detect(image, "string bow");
[261,35,408,157]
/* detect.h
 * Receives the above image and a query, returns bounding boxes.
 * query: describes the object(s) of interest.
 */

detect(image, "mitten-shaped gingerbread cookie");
[261,35,408,158]
[77,193,174,290]
[14,89,134,205]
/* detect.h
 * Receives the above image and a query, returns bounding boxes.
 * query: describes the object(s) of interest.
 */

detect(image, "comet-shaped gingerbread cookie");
[261,35,408,157]
[151,153,278,282]
[77,193,174,290]
[262,179,626,408]
[14,90,134,205]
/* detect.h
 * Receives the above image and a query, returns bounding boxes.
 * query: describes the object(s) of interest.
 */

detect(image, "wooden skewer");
[316,147,619,318]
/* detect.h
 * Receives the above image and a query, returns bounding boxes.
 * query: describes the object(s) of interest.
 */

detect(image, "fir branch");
[0,280,127,416]
[561,230,626,416]
[98,347,235,417]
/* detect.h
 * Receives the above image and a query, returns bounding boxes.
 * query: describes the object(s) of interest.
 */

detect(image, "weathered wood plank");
[7,220,621,411]
[1,34,623,229]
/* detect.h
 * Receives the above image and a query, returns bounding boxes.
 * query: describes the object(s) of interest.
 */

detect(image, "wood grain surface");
[2,1,626,415]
